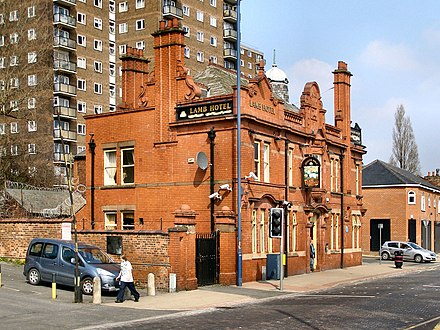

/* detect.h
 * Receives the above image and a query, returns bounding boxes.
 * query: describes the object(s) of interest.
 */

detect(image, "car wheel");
[414,254,423,263]
[81,277,94,295]
[381,251,390,260]
[28,268,41,285]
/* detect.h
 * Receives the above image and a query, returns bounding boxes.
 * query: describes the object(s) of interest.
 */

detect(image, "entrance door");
[408,220,416,243]
[435,222,440,253]
[196,232,219,286]
[421,220,432,249]
[370,219,390,251]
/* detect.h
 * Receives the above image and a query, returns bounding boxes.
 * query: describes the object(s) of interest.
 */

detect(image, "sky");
[240,0,440,175]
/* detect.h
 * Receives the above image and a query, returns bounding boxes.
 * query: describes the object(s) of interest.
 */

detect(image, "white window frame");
[136,19,145,30]
[94,105,102,114]
[77,12,86,25]
[119,23,128,34]
[10,55,18,66]
[121,212,135,230]
[196,31,204,42]
[408,190,416,205]
[210,36,217,47]
[94,0,102,9]
[11,145,18,156]
[77,57,86,69]
[210,0,216,7]
[94,82,102,94]
[254,141,260,181]
[105,212,117,230]
[0,123,5,135]
[28,120,37,132]
[119,44,127,55]
[104,149,117,185]
[210,16,217,27]
[119,2,128,12]
[288,148,293,186]
[121,148,134,185]
[183,26,190,37]
[251,210,257,253]
[77,79,86,91]
[28,143,36,154]
[10,33,19,44]
[27,52,37,64]
[28,29,36,41]
[28,6,36,18]
[28,74,37,86]
[196,51,204,62]
[263,142,270,183]
[93,17,102,30]
[135,41,145,50]
[77,123,86,135]
[77,101,87,113]
[94,39,102,51]
[10,122,18,133]
[184,47,190,58]
[196,11,204,22]
[136,0,145,9]
[259,210,265,253]
[209,55,217,64]
[9,10,18,22]
[421,192,426,211]
[183,5,190,16]
[77,34,86,47]
[28,98,36,109]
[94,61,102,73]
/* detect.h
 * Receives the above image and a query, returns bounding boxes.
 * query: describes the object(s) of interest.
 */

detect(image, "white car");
[381,241,436,263]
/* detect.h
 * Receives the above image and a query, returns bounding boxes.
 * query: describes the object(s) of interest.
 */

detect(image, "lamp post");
[236,0,242,287]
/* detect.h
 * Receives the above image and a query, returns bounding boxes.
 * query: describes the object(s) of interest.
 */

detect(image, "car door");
[57,246,76,286]
[387,242,399,257]
[400,242,413,260]
[39,243,60,282]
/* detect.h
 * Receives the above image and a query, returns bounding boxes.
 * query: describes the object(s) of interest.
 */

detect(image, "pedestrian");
[310,242,315,272]
[115,255,140,303]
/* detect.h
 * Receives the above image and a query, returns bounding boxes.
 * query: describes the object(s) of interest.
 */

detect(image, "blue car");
[23,238,120,294]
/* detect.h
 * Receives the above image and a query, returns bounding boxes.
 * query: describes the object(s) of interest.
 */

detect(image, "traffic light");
[269,208,283,238]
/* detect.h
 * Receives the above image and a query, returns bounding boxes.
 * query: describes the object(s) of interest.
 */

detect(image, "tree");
[389,105,421,175]
[0,1,57,186]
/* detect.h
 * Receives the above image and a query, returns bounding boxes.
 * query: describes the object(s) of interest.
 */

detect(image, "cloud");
[360,40,420,71]
[423,26,440,49]
[286,58,334,107]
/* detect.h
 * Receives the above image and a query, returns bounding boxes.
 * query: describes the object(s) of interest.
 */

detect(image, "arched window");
[408,190,416,205]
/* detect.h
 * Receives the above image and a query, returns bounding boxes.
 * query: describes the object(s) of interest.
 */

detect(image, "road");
[1,261,439,329]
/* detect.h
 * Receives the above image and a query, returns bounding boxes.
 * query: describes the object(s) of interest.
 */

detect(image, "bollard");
[52,273,57,299]
[169,273,176,293]
[0,264,2,288]
[93,277,101,304]
[147,273,155,296]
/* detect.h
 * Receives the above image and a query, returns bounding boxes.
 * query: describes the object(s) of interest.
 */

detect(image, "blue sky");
[241,0,440,175]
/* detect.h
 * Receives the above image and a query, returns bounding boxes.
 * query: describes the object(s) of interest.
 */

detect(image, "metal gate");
[196,231,219,286]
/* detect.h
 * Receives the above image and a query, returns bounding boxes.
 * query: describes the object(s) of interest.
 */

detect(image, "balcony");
[53,0,76,6]
[223,28,237,41]
[53,105,76,119]
[224,48,237,59]
[224,0,237,4]
[53,36,76,50]
[53,128,77,141]
[53,152,74,164]
[53,13,76,28]
[53,59,76,73]
[54,82,76,96]
[223,9,237,23]
[163,5,183,19]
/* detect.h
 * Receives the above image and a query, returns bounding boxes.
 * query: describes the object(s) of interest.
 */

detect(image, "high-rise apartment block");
[0,0,263,185]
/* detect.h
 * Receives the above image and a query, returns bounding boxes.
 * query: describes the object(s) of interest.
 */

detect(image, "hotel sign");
[176,100,233,121]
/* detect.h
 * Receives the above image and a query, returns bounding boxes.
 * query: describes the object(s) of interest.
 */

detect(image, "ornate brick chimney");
[333,61,352,141]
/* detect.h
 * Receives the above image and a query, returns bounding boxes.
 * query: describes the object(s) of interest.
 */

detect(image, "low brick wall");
[0,218,197,291]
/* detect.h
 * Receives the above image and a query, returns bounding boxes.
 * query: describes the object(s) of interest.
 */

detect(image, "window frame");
[104,149,117,186]
[121,148,134,185]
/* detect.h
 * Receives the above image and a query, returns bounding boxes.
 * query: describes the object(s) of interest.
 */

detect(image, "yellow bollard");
[52,273,57,299]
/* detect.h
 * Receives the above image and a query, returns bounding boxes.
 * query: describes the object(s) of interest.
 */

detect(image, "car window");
[62,247,75,263]
[400,243,409,249]
[388,242,398,248]
[29,242,43,257]
[42,243,59,259]
[408,242,422,249]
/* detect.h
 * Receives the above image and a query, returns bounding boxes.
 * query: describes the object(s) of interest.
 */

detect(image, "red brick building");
[362,160,440,254]
[78,18,366,289]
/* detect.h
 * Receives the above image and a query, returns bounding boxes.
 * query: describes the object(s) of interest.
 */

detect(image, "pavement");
[106,257,439,311]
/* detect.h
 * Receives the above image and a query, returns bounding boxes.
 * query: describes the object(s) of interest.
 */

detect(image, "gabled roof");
[363,159,440,192]
[4,183,86,217]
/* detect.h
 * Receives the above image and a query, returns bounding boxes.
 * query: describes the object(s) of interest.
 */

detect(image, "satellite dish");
[196,152,208,170]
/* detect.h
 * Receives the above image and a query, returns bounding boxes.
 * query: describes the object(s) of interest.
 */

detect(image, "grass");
[0,257,25,265]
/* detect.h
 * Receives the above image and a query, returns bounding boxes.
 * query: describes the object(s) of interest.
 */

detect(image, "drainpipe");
[340,150,345,268]
[284,139,289,277]
[208,127,216,232]
[88,134,96,230]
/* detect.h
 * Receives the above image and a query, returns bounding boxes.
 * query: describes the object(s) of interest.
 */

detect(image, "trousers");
[116,281,140,301]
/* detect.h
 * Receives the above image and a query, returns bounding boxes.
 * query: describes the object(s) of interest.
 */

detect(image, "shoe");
[115,300,123,303]
[134,297,139,302]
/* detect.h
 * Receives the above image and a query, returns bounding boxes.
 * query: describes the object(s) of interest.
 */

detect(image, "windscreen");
[79,247,115,264]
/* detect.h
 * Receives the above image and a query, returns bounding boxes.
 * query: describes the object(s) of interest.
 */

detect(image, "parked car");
[23,238,120,294]
[380,241,436,263]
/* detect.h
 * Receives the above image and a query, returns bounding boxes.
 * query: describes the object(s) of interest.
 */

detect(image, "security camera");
[245,172,258,180]
[209,192,222,200]
[219,184,232,191]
